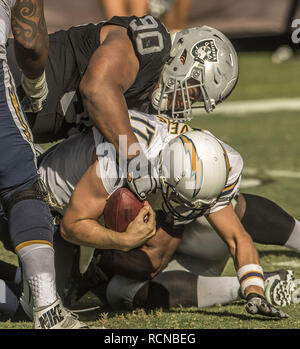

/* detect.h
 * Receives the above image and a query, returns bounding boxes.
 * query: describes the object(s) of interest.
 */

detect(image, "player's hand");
[123,203,156,251]
[21,71,48,113]
[245,293,289,319]
[127,153,158,201]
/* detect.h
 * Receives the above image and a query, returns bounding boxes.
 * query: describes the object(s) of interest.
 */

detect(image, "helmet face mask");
[152,26,239,122]
[159,76,206,122]
[160,178,216,222]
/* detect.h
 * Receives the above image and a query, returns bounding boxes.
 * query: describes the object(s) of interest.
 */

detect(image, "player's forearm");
[98,226,181,281]
[99,249,156,281]
[229,233,260,271]
[12,0,49,79]
[141,228,182,278]
[60,219,130,251]
[233,234,264,297]
[80,81,139,157]
[207,205,265,297]
[224,232,264,298]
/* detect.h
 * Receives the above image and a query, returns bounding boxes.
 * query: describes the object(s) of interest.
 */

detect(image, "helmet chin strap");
[151,85,168,112]
[170,32,178,46]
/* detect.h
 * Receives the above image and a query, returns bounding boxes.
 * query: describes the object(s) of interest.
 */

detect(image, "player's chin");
[163,107,179,116]
[166,100,186,114]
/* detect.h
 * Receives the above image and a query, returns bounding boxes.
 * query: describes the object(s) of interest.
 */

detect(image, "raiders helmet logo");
[191,40,218,63]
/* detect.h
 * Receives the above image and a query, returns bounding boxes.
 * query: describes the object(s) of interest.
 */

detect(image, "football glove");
[21,71,48,113]
[245,293,289,319]
[126,153,158,201]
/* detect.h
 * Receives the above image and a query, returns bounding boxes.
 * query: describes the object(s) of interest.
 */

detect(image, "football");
[103,188,144,232]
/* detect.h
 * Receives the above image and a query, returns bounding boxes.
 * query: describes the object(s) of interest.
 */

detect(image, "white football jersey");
[0,0,15,52]
[39,129,95,214]
[39,110,243,216]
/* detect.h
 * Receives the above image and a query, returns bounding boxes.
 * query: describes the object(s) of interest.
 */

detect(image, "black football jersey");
[102,16,171,111]
[7,15,171,143]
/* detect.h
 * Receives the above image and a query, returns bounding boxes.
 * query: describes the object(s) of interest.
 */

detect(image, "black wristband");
[98,249,155,281]
[246,292,266,302]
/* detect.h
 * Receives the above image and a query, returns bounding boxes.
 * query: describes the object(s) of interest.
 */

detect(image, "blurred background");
[44,0,300,51]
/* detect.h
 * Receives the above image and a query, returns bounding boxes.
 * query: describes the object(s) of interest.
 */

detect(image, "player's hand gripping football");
[127,152,157,201]
[123,202,156,251]
[245,293,289,319]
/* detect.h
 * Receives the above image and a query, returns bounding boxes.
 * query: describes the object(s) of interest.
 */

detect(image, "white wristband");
[21,71,48,112]
[237,264,264,296]
[21,71,47,98]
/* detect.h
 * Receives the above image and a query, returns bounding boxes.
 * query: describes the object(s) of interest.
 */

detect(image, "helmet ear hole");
[180,49,187,65]
[214,67,222,85]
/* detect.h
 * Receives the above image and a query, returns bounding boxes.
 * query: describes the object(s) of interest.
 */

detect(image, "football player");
[33,110,294,318]
[0,0,87,329]
[0,110,299,321]
[6,15,239,201]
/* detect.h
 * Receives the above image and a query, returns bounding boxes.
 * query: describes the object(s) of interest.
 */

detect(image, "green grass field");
[1,51,300,330]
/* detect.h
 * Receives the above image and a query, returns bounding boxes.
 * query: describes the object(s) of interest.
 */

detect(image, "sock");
[197,275,240,307]
[285,219,300,253]
[133,271,241,309]
[133,271,198,309]
[18,244,57,308]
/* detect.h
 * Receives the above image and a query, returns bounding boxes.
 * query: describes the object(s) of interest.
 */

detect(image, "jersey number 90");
[129,16,164,55]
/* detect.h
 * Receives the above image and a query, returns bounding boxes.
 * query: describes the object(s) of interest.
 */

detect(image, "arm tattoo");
[11,0,49,78]
[11,0,48,47]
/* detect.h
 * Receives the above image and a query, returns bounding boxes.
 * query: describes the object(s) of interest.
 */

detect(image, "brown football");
[103,188,144,232]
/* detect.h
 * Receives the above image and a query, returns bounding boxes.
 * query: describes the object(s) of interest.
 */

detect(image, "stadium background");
[1,0,300,329]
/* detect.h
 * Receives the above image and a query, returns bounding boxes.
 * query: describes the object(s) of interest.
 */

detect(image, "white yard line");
[195,97,300,186]
[273,261,300,268]
[194,98,300,116]
[243,167,300,179]
[241,167,300,188]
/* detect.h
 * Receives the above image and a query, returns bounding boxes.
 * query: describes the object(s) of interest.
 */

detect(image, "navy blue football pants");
[0,59,54,250]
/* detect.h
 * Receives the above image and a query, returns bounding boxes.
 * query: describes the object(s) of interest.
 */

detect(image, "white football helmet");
[151,26,239,122]
[159,130,230,222]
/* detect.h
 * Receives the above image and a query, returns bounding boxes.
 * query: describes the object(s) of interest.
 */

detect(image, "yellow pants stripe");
[9,86,32,142]
[15,240,53,253]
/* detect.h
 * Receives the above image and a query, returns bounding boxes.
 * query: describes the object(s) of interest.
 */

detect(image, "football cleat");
[264,269,296,307]
[264,269,294,283]
[33,296,89,329]
[265,279,296,307]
